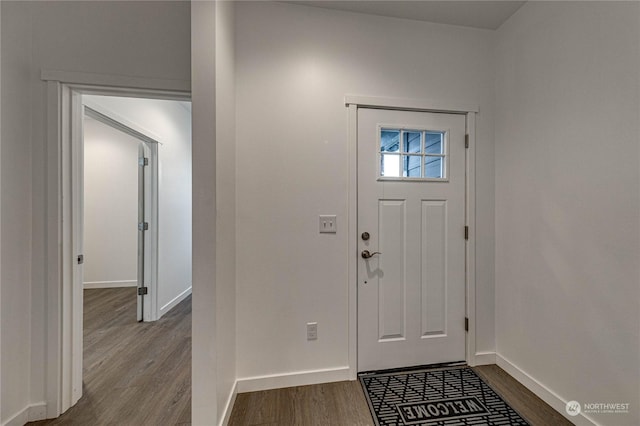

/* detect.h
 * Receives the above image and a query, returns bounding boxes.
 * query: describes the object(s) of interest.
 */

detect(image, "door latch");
[77,254,84,265]
[361,250,381,259]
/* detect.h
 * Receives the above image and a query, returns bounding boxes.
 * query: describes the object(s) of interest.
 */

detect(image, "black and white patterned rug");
[360,366,529,425]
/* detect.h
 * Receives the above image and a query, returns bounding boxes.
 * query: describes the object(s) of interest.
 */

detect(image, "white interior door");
[137,142,152,321]
[357,108,467,372]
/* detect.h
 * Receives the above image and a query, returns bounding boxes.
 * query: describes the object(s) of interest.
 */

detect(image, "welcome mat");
[360,366,529,425]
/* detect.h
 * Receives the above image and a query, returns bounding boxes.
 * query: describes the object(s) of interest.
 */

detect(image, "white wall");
[494,2,640,425]
[1,2,35,423]
[191,1,218,423]
[191,1,237,424]
[214,1,237,423]
[235,1,496,385]
[0,1,3,420]
[1,1,190,423]
[83,95,192,316]
[83,117,139,288]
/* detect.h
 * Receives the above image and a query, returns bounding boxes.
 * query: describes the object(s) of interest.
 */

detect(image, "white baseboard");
[159,286,192,318]
[496,354,599,426]
[2,402,47,426]
[28,403,47,423]
[220,380,238,426]
[472,351,496,366]
[237,366,352,393]
[83,280,137,289]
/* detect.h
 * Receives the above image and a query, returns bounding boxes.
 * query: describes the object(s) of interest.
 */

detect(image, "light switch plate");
[319,215,337,233]
[307,322,318,340]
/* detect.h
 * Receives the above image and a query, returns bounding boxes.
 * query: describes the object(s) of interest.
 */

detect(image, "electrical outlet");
[307,322,318,340]
[319,215,337,233]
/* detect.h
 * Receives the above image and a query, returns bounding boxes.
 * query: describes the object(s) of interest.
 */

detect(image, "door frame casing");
[43,70,190,418]
[345,95,479,379]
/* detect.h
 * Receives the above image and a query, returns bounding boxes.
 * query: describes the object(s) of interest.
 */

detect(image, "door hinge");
[77,254,84,265]
[138,286,148,296]
[138,222,149,231]
[139,157,149,167]
[464,226,469,240]
[465,134,469,149]
[465,317,469,332]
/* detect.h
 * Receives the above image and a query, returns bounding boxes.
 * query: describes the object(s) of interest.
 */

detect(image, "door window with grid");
[379,128,447,180]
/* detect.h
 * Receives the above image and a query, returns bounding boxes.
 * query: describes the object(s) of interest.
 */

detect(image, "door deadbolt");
[361,232,370,241]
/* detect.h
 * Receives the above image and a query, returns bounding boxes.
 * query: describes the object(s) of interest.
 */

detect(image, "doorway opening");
[82,100,159,323]
[77,92,193,413]
[44,80,192,418]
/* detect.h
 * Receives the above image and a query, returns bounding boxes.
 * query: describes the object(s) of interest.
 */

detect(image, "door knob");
[361,250,381,259]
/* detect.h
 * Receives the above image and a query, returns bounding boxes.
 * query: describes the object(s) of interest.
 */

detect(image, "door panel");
[378,199,406,341]
[421,200,447,337]
[358,108,466,372]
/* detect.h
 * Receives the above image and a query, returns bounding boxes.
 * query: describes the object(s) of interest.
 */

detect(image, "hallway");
[30,288,191,425]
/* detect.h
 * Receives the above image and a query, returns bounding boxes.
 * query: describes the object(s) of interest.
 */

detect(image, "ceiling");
[284,1,526,30]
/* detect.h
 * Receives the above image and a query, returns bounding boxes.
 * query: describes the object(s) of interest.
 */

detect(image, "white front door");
[357,108,467,372]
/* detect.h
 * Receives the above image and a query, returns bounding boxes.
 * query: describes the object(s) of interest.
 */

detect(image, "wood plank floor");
[229,366,574,426]
[29,288,191,426]
[30,290,571,426]
[474,365,573,426]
